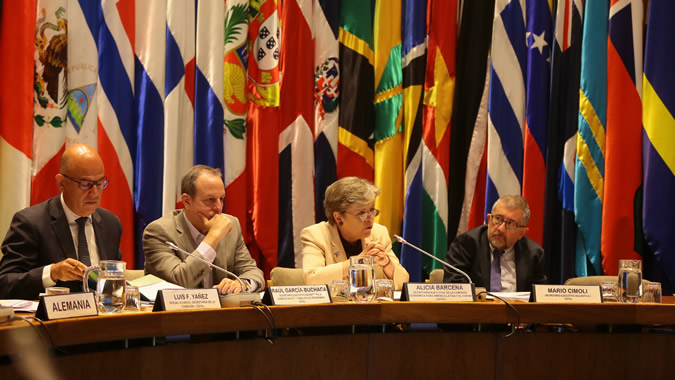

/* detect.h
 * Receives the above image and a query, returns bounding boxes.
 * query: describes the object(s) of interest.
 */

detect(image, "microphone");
[164,241,261,307]
[393,234,473,284]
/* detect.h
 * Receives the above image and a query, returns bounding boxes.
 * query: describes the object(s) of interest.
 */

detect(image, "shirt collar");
[182,211,204,244]
[60,193,91,225]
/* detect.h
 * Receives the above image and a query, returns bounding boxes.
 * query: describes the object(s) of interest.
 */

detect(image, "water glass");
[125,285,141,311]
[330,280,349,302]
[348,256,375,303]
[618,259,642,303]
[374,279,394,301]
[642,282,662,303]
[600,281,618,303]
[46,287,70,295]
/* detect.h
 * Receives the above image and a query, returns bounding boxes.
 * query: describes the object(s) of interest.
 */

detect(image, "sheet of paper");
[0,299,40,313]
[486,292,531,302]
[138,281,184,302]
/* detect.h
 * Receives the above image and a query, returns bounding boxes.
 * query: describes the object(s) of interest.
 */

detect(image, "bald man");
[0,144,122,299]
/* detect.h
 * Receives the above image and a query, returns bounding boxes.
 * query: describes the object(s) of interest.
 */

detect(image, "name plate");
[401,283,476,302]
[262,285,331,305]
[36,292,98,320]
[152,288,221,311]
[532,284,602,303]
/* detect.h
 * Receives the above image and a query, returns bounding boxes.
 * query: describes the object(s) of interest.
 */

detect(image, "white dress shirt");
[42,194,101,288]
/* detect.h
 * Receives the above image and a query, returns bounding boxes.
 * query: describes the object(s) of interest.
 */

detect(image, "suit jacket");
[143,210,264,290]
[301,221,409,290]
[443,225,547,292]
[0,196,123,299]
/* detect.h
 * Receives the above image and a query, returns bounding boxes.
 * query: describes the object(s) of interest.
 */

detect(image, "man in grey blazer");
[444,195,546,292]
[143,165,264,294]
[0,144,122,299]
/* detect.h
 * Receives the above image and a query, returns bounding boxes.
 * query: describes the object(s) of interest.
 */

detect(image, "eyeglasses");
[489,214,526,231]
[61,173,109,191]
[346,208,380,221]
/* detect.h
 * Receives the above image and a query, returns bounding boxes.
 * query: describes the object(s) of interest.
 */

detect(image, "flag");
[164,0,196,213]
[543,0,583,284]
[223,0,248,230]
[373,0,403,241]
[134,0,166,270]
[0,0,35,237]
[642,0,675,291]
[337,0,374,180]
[31,0,68,206]
[485,0,527,218]
[521,0,552,246]
[82,0,137,267]
[574,0,608,277]
[400,0,427,281]
[400,0,456,281]
[247,0,281,276]
[278,0,315,268]
[602,0,643,274]
[449,0,495,237]
[312,0,339,223]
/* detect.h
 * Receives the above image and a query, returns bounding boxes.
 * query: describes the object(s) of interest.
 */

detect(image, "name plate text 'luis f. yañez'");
[532,284,602,303]
[153,288,221,311]
[401,283,476,302]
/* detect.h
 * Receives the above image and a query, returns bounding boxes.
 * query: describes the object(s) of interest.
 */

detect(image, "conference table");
[1,299,674,379]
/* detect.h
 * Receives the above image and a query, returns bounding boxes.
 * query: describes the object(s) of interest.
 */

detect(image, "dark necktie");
[490,250,503,292]
[76,217,91,266]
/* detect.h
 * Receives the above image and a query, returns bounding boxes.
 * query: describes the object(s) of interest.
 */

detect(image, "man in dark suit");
[143,165,264,294]
[444,195,546,292]
[0,144,122,299]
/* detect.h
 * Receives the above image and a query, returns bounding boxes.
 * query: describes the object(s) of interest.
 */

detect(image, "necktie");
[490,250,503,292]
[76,217,91,266]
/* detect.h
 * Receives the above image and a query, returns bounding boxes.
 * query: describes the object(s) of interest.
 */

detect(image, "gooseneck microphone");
[165,241,247,293]
[393,234,473,284]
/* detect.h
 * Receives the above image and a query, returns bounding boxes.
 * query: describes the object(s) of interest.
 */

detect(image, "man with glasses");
[443,195,546,292]
[0,144,122,299]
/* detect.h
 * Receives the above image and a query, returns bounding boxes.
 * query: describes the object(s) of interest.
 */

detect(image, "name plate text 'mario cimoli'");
[37,292,98,320]
[401,283,476,302]
[532,284,602,303]
[263,285,331,305]
[153,288,221,311]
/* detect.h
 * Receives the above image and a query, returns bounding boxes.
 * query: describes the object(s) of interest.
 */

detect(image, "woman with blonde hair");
[301,177,409,290]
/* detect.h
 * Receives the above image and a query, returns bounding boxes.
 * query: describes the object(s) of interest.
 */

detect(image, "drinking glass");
[374,279,394,301]
[330,280,349,302]
[600,281,618,303]
[125,285,141,311]
[641,282,662,303]
[618,260,642,303]
[348,256,375,302]
[83,260,127,313]
[46,287,70,295]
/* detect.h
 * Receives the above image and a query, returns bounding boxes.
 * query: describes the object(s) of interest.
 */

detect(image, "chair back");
[428,268,444,283]
[270,267,305,286]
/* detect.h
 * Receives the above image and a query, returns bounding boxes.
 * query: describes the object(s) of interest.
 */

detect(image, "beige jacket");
[301,221,409,290]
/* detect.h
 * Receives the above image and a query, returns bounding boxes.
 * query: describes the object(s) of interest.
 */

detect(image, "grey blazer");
[142,210,264,290]
[0,196,122,299]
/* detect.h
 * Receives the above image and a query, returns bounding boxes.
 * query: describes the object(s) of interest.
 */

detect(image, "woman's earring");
[338,220,343,226]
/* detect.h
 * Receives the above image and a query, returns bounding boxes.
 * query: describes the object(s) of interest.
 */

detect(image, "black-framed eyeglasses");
[489,214,526,231]
[61,173,109,191]
[346,208,380,221]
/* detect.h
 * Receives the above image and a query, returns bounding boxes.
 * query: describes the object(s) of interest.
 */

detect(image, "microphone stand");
[393,235,473,284]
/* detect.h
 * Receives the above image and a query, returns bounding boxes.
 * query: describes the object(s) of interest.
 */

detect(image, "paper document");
[129,274,184,302]
[0,299,39,313]
[486,292,531,302]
